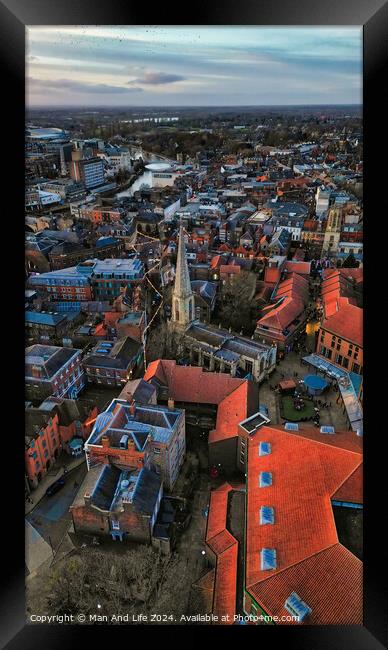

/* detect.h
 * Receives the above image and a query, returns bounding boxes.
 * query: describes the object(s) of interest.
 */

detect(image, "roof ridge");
[329,461,363,498]
[246,542,340,589]
[276,426,363,456]
[207,529,238,553]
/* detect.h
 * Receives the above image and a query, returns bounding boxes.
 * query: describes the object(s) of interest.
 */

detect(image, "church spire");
[174,225,193,298]
[172,225,195,327]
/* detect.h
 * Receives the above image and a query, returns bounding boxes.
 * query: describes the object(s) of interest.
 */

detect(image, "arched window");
[175,300,179,322]
[189,299,193,321]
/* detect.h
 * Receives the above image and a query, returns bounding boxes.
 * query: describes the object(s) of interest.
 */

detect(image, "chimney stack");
[168,397,175,410]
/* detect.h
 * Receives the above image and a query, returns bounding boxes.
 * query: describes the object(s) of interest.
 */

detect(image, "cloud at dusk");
[26,26,362,107]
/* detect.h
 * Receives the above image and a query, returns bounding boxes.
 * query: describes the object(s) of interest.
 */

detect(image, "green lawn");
[281,395,315,422]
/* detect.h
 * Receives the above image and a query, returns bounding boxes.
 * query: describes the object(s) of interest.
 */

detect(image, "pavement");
[259,345,349,431]
[25,519,53,575]
[25,453,86,516]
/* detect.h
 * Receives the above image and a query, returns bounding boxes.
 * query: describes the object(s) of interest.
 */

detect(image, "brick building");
[70,464,162,543]
[144,360,258,475]
[25,407,61,488]
[28,258,144,303]
[25,344,85,401]
[84,398,186,491]
[243,423,362,624]
[317,269,363,374]
[25,397,97,488]
[255,272,309,351]
[82,337,143,387]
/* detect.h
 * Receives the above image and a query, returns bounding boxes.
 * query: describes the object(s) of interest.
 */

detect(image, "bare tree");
[218,271,257,334]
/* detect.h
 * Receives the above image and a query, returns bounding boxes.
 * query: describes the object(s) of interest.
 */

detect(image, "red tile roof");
[144,360,256,444]
[206,483,238,625]
[250,544,362,625]
[144,360,245,404]
[331,464,363,504]
[284,260,311,275]
[210,254,223,269]
[275,272,309,303]
[256,272,308,336]
[220,264,241,275]
[257,296,305,333]
[209,382,252,444]
[321,301,363,347]
[264,266,281,285]
[246,424,362,625]
[321,269,363,319]
[206,483,232,541]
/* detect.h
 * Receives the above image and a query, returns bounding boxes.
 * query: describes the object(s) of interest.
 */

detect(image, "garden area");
[281,395,315,422]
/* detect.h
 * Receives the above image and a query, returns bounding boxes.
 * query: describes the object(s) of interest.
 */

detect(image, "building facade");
[25,344,85,401]
[82,337,143,387]
[84,399,186,491]
[170,226,276,382]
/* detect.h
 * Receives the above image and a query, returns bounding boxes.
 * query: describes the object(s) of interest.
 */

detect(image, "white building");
[315,186,331,218]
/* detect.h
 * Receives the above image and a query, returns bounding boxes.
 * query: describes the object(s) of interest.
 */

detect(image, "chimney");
[102,435,110,447]
[126,391,133,404]
[168,397,175,410]
[130,400,136,416]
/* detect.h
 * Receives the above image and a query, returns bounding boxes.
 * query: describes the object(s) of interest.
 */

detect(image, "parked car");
[45,477,66,497]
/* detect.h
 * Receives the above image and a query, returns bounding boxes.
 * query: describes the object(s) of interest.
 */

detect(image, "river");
[116,169,153,199]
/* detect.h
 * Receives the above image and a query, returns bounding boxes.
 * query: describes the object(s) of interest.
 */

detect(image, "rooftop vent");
[260,548,277,570]
[284,592,312,622]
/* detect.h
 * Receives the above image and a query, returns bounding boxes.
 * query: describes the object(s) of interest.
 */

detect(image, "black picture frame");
[1,1,387,647]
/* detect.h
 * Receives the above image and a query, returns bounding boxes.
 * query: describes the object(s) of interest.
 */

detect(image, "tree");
[45,546,192,622]
[145,321,186,363]
[218,271,257,334]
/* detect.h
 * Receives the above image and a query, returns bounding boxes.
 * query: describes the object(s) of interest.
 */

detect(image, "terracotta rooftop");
[321,301,363,347]
[331,464,363,504]
[257,295,305,334]
[205,483,238,625]
[209,382,252,444]
[249,544,362,625]
[264,266,282,285]
[245,424,362,625]
[220,264,241,275]
[284,260,311,275]
[144,360,256,445]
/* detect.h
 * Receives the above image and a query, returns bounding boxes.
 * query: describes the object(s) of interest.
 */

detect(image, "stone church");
[170,226,277,383]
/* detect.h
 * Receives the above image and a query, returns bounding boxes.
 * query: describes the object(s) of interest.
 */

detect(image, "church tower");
[172,225,195,328]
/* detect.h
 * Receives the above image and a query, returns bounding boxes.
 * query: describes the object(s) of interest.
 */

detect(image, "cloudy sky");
[26,26,362,107]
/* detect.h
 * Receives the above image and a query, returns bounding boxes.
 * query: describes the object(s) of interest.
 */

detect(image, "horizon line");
[27,103,362,110]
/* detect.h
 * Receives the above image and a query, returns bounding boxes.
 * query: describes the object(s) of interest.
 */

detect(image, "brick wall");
[71,502,151,543]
